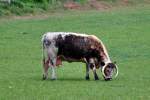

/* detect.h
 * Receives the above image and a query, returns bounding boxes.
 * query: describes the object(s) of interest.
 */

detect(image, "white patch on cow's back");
[44,32,60,41]
[67,32,89,37]
[43,32,89,41]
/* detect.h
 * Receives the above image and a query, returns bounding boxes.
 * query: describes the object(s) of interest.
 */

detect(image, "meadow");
[0,5,150,100]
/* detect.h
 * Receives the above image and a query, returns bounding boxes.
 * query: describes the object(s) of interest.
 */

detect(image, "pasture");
[0,5,150,100]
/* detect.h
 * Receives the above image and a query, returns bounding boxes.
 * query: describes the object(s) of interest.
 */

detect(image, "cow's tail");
[42,43,45,63]
[42,35,46,66]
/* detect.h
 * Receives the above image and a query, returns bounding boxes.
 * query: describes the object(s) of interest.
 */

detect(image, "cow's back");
[56,33,102,60]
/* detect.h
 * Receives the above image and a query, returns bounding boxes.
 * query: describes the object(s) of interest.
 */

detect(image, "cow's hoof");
[51,77,57,80]
[85,76,90,80]
[42,75,47,80]
[95,77,99,80]
[51,78,56,80]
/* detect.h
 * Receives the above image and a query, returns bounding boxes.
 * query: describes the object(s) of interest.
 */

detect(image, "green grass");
[0,5,150,100]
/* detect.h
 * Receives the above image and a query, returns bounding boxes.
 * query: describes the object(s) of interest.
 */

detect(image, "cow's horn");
[114,65,118,78]
[102,65,107,78]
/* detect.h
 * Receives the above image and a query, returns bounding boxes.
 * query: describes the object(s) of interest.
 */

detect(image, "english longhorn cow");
[42,32,118,81]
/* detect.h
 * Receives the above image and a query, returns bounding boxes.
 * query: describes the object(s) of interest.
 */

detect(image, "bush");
[42,0,49,10]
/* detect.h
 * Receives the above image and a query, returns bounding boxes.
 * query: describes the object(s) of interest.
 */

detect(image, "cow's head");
[101,62,118,81]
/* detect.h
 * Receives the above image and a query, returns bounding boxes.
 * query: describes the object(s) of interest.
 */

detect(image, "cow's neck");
[104,57,111,64]
[99,40,112,65]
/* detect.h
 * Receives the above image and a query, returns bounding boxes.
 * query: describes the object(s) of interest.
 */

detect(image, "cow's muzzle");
[104,77,112,81]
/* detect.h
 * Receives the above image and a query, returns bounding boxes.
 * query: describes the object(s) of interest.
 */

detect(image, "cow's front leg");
[51,66,56,80]
[85,63,90,80]
[89,63,99,80]
[92,65,99,80]
[89,58,99,80]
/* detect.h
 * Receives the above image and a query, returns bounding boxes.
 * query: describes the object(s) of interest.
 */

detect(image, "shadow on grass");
[30,76,110,82]
[29,74,120,82]
[56,77,88,82]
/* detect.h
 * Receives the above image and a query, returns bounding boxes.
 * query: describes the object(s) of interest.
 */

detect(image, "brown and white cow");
[42,32,118,81]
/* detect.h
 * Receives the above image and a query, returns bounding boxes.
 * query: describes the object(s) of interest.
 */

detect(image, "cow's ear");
[113,61,117,64]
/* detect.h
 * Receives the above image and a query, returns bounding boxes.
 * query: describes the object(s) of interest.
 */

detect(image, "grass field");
[0,5,150,100]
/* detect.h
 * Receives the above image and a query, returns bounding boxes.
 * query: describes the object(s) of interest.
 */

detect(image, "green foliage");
[0,0,48,16]
[0,0,69,16]
[0,5,150,99]
[11,0,25,8]
[41,0,49,10]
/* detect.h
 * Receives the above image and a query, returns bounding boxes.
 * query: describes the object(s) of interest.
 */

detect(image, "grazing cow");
[42,32,118,81]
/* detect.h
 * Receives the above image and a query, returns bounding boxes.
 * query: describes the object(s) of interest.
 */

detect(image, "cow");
[42,32,118,81]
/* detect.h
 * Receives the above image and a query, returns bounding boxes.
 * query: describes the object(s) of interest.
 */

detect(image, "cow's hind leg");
[50,58,57,80]
[43,58,50,80]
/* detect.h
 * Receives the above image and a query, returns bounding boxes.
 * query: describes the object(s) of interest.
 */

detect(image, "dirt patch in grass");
[63,0,150,10]
[88,0,111,10]
[63,0,111,10]
[64,1,80,10]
